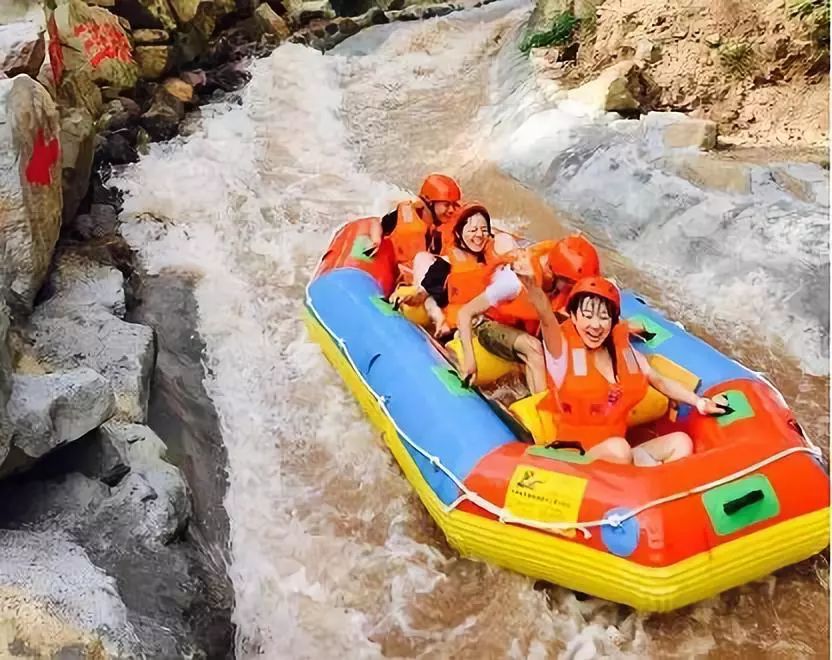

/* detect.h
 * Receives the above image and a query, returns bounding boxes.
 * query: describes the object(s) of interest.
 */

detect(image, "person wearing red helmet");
[516,264,727,465]
[367,174,463,274]
[455,234,601,394]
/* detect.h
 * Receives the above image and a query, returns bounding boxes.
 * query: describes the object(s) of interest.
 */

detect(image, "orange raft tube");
[305,218,830,611]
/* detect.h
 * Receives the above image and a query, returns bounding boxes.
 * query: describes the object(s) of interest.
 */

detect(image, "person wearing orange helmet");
[455,234,601,393]
[408,202,514,337]
[516,264,728,465]
[367,174,463,275]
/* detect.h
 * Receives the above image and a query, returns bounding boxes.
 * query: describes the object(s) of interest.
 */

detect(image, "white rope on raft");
[304,294,824,540]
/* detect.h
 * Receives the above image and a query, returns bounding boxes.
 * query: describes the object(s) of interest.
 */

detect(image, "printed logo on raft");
[505,465,589,538]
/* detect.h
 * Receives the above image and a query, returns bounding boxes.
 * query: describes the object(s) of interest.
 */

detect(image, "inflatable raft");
[305,219,830,611]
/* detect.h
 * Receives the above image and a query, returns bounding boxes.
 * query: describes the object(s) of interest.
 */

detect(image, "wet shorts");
[475,319,526,363]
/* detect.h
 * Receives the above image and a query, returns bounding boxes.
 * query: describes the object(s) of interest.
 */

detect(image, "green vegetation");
[788,0,830,47]
[718,41,754,77]
[520,11,580,54]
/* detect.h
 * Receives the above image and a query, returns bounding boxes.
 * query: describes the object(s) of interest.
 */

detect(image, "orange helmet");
[419,174,462,204]
[548,235,600,282]
[567,276,621,313]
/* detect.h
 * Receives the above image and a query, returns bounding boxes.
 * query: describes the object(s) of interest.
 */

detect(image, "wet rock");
[98,132,140,165]
[338,17,360,35]
[0,21,45,78]
[140,88,184,140]
[0,529,136,656]
[255,2,291,40]
[568,60,658,113]
[107,0,178,31]
[6,369,116,467]
[97,97,140,132]
[180,68,207,88]
[329,0,374,17]
[297,0,336,24]
[60,106,97,222]
[670,154,751,194]
[24,307,155,423]
[133,28,171,44]
[97,422,192,544]
[43,249,126,317]
[203,61,251,92]
[357,6,388,26]
[68,204,120,241]
[643,112,717,150]
[52,0,139,91]
[162,76,194,103]
[0,75,62,315]
[135,44,174,79]
[56,66,104,119]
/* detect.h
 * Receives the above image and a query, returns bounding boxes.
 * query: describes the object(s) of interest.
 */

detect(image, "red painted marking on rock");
[25,129,60,186]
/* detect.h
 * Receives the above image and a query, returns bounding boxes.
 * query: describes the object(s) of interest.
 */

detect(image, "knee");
[667,432,693,460]
[515,335,543,363]
[589,437,632,464]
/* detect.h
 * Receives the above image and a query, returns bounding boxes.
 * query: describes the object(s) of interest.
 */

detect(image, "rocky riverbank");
[0,0,464,656]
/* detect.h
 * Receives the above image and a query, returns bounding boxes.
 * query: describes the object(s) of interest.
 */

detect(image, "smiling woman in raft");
[513,253,727,466]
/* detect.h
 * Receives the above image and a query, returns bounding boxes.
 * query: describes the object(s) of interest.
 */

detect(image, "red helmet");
[567,276,621,314]
[548,235,600,282]
[419,174,462,204]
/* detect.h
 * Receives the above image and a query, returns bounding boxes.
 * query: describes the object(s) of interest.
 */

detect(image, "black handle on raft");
[544,440,586,455]
[635,329,657,342]
[380,295,402,312]
[363,247,378,258]
[723,489,764,515]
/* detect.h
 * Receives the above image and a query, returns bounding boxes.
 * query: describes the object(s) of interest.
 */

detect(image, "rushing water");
[112,1,829,657]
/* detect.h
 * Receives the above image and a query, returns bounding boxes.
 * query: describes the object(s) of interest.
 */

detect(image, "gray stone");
[59,106,96,223]
[42,250,126,317]
[0,21,44,78]
[0,528,135,656]
[254,3,291,40]
[7,368,116,461]
[94,468,190,546]
[25,308,155,423]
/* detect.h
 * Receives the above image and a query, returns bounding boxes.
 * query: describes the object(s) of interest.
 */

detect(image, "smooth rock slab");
[7,368,115,461]
[24,308,155,422]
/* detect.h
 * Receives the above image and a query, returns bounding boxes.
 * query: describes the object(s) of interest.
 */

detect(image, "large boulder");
[0,74,63,315]
[0,21,45,78]
[24,307,155,423]
[568,60,658,113]
[52,0,139,91]
[0,529,135,657]
[43,249,126,317]
[642,111,717,151]
[5,368,116,467]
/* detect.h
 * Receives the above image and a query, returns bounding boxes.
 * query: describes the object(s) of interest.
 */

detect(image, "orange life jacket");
[388,201,431,267]
[486,241,564,334]
[539,320,649,449]
[443,242,503,328]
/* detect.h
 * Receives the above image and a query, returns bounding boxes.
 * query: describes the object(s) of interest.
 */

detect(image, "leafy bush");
[520,12,580,54]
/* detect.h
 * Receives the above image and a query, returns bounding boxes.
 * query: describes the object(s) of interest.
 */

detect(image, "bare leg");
[586,437,632,464]
[634,432,693,466]
[513,333,547,394]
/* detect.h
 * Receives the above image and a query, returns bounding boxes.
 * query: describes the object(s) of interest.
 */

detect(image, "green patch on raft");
[520,11,580,54]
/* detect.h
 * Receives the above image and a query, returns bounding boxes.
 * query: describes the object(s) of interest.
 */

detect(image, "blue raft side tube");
[307,268,517,506]
[621,291,761,418]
